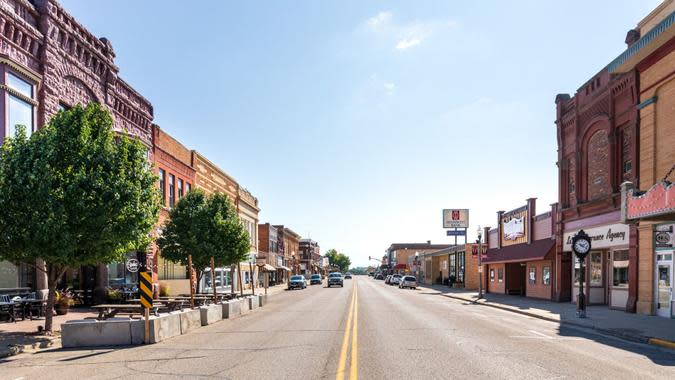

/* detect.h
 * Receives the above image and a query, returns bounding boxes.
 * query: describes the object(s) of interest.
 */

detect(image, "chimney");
[427,240,431,245]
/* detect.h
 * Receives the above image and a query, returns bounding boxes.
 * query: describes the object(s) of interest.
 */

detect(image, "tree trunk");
[44,264,67,334]
[196,270,203,294]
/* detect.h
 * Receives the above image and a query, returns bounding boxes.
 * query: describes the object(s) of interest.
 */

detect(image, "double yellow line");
[336,282,358,380]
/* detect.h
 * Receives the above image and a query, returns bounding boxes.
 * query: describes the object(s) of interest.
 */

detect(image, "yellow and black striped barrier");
[139,271,153,309]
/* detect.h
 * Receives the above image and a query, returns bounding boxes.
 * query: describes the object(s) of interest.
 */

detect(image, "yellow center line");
[349,283,358,380]
[336,282,357,380]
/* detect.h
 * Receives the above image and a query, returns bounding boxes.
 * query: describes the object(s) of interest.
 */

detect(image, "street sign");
[139,271,153,309]
[443,209,469,228]
[446,230,466,236]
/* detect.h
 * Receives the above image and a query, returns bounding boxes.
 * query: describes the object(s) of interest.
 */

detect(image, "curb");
[434,291,674,349]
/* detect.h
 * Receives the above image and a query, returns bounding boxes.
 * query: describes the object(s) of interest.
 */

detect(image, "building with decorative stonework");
[0,0,154,301]
[554,55,638,311]
[615,0,675,318]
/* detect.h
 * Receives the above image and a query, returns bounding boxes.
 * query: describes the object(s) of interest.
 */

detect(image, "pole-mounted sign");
[139,271,153,343]
[571,229,591,318]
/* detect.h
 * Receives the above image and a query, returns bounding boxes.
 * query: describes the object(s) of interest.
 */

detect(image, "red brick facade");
[0,0,153,145]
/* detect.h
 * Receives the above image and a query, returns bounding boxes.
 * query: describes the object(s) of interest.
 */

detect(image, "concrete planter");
[222,299,241,319]
[62,319,133,348]
[199,304,223,326]
[180,309,202,334]
[239,298,250,315]
[249,295,259,310]
[130,313,182,344]
[258,294,267,307]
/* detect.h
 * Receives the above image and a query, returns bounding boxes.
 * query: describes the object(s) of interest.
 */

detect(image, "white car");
[390,274,403,286]
[399,275,417,289]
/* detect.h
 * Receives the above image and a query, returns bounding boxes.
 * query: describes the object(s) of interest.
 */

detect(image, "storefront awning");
[278,265,291,272]
[258,264,276,272]
[483,239,555,264]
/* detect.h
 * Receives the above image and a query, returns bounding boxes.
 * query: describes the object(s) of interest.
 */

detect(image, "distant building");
[299,239,320,276]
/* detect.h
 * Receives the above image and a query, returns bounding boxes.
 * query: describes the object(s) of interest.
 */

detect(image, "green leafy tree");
[325,249,352,272]
[157,190,250,293]
[0,104,160,333]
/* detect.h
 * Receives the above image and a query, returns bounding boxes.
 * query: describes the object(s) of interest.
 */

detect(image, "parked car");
[375,273,384,280]
[390,274,403,286]
[288,275,307,290]
[344,272,353,279]
[310,274,322,285]
[384,275,392,284]
[399,275,418,289]
[327,272,344,287]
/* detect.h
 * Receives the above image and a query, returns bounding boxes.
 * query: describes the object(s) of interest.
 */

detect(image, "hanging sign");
[563,223,629,252]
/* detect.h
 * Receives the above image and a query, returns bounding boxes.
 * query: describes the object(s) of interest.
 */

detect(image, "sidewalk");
[0,308,98,358]
[417,283,675,349]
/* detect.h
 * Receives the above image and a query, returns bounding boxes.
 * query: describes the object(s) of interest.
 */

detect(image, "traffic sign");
[139,271,153,309]
[446,230,466,236]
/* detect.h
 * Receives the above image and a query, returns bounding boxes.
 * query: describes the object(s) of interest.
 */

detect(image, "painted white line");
[529,330,553,339]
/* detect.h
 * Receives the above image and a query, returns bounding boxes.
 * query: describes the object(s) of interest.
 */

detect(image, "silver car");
[390,274,403,286]
[399,275,417,289]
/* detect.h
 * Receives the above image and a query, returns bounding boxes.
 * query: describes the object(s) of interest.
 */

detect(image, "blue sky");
[62,0,660,267]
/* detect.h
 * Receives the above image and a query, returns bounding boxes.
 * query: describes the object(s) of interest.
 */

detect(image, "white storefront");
[654,224,675,318]
[564,223,630,309]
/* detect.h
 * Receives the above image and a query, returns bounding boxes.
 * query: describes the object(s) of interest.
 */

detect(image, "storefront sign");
[125,258,139,273]
[504,217,525,240]
[443,209,469,228]
[655,225,674,249]
[563,223,629,252]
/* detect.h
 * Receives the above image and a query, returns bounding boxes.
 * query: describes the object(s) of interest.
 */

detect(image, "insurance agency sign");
[563,223,629,251]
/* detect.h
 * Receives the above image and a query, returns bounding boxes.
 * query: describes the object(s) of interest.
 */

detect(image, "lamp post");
[414,251,420,282]
[477,225,484,299]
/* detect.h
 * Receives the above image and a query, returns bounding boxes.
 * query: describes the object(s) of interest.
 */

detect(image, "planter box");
[61,319,132,348]
[130,313,182,344]
[248,295,259,310]
[239,298,250,315]
[180,309,202,334]
[199,304,222,326]
[222,299,241,319]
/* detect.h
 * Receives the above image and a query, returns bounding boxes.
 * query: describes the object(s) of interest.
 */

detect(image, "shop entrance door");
[656,252,673,318]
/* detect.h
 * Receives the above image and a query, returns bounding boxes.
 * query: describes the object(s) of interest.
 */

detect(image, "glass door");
[656,255,672,318]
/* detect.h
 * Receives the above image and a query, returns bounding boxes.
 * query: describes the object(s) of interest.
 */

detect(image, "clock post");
[571,230,591,318]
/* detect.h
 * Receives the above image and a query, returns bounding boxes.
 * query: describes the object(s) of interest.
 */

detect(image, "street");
[2,277,675,379]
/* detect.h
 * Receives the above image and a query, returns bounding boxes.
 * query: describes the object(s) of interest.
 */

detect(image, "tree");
[0,104,160,333]
[157,190,250,293]
[325,249,351,272]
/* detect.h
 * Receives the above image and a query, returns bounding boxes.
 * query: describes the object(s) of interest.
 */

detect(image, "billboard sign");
[443,209,469,228]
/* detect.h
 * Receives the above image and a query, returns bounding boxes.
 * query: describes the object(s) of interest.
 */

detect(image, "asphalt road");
[3,277,675,379]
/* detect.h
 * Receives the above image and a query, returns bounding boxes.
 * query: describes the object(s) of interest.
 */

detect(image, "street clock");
[571,230,591,260]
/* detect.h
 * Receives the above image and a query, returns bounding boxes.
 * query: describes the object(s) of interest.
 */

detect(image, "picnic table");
[128,298,187,312]
[163,296,213,306]
[0,295,45,322]
[92,304,159,320]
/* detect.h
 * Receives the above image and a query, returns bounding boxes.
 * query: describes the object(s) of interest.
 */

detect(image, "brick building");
[275,225,301,275]
[152,125,195,295]
[483,199,557,300]
[614,0,675,317]
[554,51,638,310]
[191,150,260,292]
[258,223,283,284]
[0,0,154,300]
[299,239,320,276]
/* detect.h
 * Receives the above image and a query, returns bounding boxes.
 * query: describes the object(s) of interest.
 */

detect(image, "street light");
[415,251,420,282]
[477,225,484,299]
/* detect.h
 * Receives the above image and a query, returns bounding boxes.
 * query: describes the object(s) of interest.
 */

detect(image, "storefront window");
[528,267,536,284]
[449,254,456,281]
[0,260,19,288]
[612,250,629,288]
[543,266,550,285]
[590,251,602,286]
[107,253,140,290]
[574,256,582,284]
[457,253,465,283]
[498,268,503,282]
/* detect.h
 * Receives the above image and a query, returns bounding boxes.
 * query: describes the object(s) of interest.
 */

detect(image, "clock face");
[574,239,590,254]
